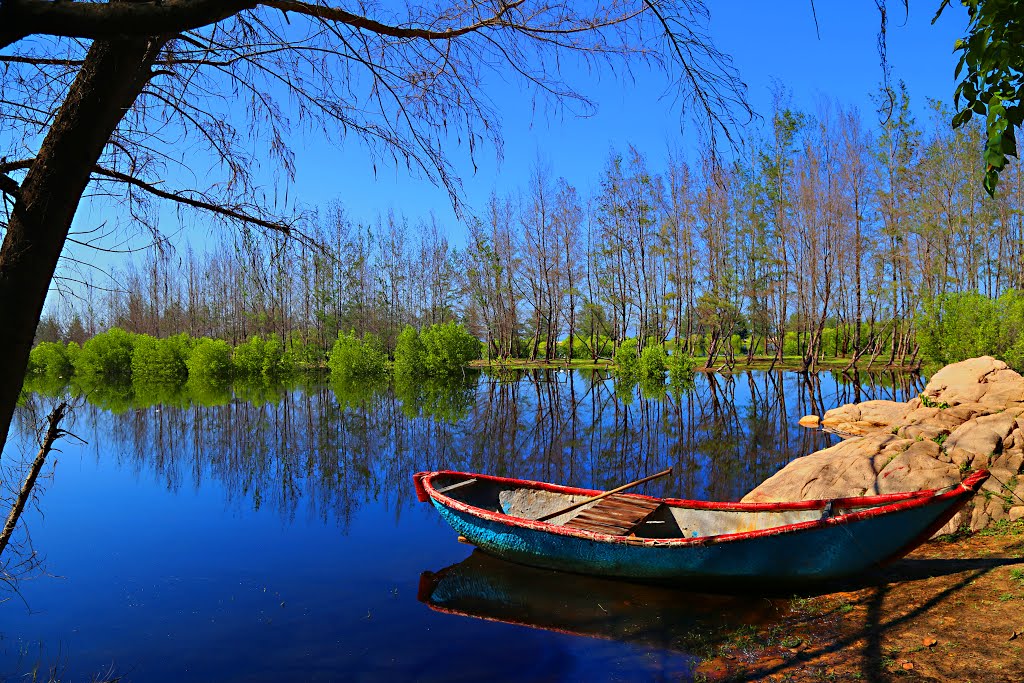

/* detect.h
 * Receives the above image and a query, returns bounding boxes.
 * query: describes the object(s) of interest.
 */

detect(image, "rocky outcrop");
[744,357,1024,534]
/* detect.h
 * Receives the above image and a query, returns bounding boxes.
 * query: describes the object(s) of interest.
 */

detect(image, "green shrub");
[613,338,640,377]
[327,331,387,379]
[233,335,292,380]
[420,322,480,376]
[560,334,613,360]
[187,337,234,383]
[131,333,191,384]
[917,290,1024,369]
[74,327,136,379]
[393,325,427,378]
[782,330,800,356]
[29,341,75,378]
[667,349,697,385]
[637,344,666,379]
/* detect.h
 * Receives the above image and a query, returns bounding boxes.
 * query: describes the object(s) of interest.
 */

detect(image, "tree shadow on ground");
[732,549,1024,682]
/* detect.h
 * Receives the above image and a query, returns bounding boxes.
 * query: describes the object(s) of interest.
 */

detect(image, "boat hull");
[418,470,988,583]
[431,494,963,581]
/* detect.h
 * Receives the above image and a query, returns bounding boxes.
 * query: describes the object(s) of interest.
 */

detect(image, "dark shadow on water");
[419,549,1024,682]
[419,550,788,659]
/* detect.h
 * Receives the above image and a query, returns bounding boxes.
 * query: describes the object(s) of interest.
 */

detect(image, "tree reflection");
[14,370,922,530]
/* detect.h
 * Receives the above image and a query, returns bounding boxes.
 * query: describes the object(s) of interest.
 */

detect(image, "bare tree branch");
[91,165,294,234]
[0,173,20,200]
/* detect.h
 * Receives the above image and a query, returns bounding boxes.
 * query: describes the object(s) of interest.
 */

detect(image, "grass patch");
[919,393,950,409]
[780,635,803,648]
[977,519,1024,537]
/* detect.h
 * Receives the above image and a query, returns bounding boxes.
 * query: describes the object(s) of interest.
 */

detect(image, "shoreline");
[470,356,923,374]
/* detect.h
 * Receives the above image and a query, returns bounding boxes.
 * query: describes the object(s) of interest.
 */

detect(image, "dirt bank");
[694,521,1024,682]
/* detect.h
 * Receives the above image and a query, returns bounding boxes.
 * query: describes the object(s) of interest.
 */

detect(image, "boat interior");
[431,474,899,539]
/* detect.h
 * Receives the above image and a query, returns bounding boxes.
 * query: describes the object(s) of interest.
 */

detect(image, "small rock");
[935,511,963,537]
[976,410,1022,437]
[971,505,991,532]
[944,402,986,422]
[923,637,937,648]
[982,468,1017,494]
[945,421,1003,460]
[985,495,1008,522]
[798,414,820,428]
[1008,506,1024,523]
[991,448,1024,474]
[693,658,732,681]
[948,447,974,469]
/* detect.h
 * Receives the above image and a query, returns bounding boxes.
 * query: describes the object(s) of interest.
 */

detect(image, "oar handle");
[536,467,673,523]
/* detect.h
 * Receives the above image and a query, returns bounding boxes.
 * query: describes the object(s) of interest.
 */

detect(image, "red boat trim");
[424,599,609,641]
[413,472,430,502]
[414,469,990,548]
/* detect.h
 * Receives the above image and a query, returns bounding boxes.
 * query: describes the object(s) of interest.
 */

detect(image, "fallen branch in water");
[0,402,68,559]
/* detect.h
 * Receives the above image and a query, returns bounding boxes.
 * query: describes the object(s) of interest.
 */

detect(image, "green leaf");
[952,109,973,127]
[984,168,999,197]
[985,145,1006,168]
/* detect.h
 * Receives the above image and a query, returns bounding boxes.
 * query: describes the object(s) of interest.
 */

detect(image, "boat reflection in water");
[419,550,786,658]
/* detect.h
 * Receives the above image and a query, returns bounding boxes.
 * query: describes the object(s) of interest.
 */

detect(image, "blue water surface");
[0,369,922,681]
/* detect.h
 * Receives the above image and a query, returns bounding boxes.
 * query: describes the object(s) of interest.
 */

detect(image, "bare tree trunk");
[0,37,164,456]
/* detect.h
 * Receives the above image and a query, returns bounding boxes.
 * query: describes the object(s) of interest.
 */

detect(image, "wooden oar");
[536,467,673,523]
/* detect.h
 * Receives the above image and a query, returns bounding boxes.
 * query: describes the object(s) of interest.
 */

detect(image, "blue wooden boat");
[413,469,989,583]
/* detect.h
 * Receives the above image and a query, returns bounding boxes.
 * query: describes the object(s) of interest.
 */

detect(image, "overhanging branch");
[0,174,21,201]
[0,0,527,50]
[91,165,293,234]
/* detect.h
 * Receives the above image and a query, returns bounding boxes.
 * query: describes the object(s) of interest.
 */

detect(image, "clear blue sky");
[290,2,965,244]
[61,1,967,299]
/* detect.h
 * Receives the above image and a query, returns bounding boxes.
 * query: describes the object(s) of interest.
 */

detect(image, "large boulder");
[820,400,912,436]
[922,356,1024,408]
[744,357,1024,534]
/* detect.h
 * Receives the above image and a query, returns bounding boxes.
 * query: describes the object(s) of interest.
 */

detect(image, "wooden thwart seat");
[563,494,663,536]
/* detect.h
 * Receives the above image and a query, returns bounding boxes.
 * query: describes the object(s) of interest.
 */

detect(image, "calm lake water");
[2,369,923,682]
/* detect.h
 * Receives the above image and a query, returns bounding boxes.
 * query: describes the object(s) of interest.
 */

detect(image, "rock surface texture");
[742,357,1024,534]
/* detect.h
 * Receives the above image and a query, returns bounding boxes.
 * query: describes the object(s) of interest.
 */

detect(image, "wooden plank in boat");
[436,478,477,494]
[564,494,663,536]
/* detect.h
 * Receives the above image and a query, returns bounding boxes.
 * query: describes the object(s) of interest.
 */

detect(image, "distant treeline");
[39,85,1024,372]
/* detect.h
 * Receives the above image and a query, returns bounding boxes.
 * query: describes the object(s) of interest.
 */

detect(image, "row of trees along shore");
[38,86,1024,375]
[26,322,482,392]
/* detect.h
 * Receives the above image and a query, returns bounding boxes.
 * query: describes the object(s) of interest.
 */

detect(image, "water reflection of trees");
[13,370,924,529]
